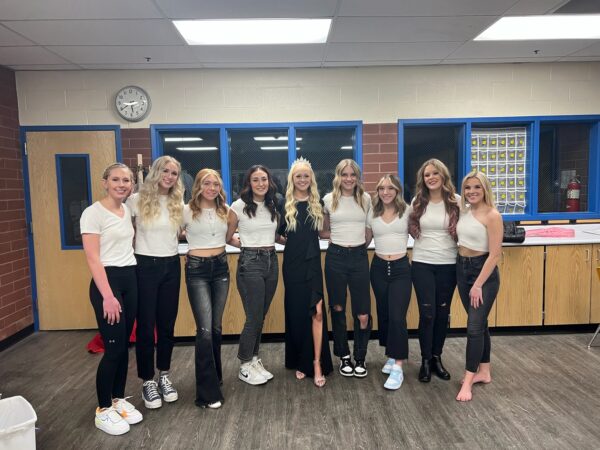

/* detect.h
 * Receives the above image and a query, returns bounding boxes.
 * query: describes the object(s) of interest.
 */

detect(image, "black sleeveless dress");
[279,201,333,377]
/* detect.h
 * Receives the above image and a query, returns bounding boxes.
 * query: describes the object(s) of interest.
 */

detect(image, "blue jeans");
[186,253,229,406]
[236,248,279,362]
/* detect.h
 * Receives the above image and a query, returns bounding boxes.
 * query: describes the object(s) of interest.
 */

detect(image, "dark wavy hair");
[239,165,279,222]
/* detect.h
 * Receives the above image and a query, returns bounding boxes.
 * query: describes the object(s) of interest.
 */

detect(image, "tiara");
[291,156,312,169]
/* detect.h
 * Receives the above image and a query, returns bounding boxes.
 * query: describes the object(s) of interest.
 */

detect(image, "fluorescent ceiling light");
[341,146,353,150]
[165,137,203,142]
[176,146,218,151]
[475,14,600,40]
[260,146,288,150]
[254,136,302,141]
[173,19,331,45]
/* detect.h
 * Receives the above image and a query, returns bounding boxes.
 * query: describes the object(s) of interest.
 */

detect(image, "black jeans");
[89,266,137,408]
[325,243,371,361]
[186,253,229,406]
[236,248,279,362]
[370,255,412,360]
[411,261,456,360]
[457,254,500,373]
[135,254,181,381]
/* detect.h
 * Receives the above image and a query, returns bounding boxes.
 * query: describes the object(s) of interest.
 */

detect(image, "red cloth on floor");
[86,321,156,353]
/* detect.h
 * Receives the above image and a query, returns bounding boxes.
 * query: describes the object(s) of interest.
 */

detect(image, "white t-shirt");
[183,205,228,250]
[457,208,489,252]
[411,195,459,265]
[230,198,278,247]
[80,201,136,267]
[126,193,180,257]
[367,207,410,255]
[323,192,371,246]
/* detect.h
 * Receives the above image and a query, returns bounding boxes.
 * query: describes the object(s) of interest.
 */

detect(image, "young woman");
[278,158,333,388]
[227,165,281,386]
[408,159,460,383]
[184,169,234,408]
[321,159,372,378]
[367,174,412,390]
[455,171,502,402]
[126,156,184,409]
[81,163,142,435]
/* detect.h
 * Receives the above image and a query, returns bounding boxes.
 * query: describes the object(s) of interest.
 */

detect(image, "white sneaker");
[382,358,395,374]
[252,357,274,381]
[239,362,268,385]
[112,397,143,425]
[95,406,130,436]
[207,401,222,409]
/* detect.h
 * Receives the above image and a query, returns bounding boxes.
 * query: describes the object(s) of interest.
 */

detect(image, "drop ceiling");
[0,0,599,70]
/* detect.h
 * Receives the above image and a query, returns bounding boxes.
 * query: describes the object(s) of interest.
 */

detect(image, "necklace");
[206,209,216,236]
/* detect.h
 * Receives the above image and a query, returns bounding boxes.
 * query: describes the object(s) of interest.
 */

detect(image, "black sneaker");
[142,380,162,409]
[339,356,355,377]
[354,360,368,378]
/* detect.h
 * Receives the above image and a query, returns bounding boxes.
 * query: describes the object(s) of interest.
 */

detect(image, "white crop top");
[126,193,180,257]
[183,205,228,250]
[230,198,278,247]
[457,209,489,252]
[367,207,410,255]
[323,192,371,246]
[80,201,136,267]
[411,195,459,265]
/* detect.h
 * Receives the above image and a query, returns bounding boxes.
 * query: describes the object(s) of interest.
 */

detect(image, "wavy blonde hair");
[284,160,323,232]
[137,156,184,229]
[188,168,228,221]
[330,159,367,212]
[372,174,407,218]
[461,170,496,210]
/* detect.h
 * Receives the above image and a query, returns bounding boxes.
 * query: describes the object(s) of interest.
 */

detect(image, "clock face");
[115,86,151,122]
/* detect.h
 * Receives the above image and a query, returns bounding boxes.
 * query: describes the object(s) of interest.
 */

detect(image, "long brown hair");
[372,174,407,218]
[329,159,367,212]
[239,165,279,222]
[408,158,459,240]
[188,168,228,221]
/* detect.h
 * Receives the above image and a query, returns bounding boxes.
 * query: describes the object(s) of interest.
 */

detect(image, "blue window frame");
[55,154,92,249]
[399,115,600,221]
[151,121,362,202]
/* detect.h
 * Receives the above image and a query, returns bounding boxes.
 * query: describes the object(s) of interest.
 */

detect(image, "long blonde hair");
[188,168,228,221]
[284,159,323,232]
[137,156,184,229]
[461,170,496,210]
[330,159,367,212]
[372,174,407,218]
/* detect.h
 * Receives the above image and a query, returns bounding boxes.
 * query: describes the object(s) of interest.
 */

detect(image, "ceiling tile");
[202,62,323,68]
[0,46,71,65]
[191,45,326,63]
[440,57,559,64]
[2,20,183,46]
[9,64,82,70]
[326,42,461,61]
[447,40,597,59]
[48,46,197,65]
[80,63,205,69]
[503,0,567,15]
[154,0,337,19]
[0,0,163,20]
[0,24,35,45]
[331,16,498,43]
[323,60,441,67]
[338,0,517,17]
[568,42,600,57]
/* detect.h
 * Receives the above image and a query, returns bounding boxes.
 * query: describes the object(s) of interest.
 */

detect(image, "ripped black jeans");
[186,253,229,406]
[411,261,456,360]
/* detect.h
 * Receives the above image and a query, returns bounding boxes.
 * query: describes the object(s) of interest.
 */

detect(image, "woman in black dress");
[279,157,333,387]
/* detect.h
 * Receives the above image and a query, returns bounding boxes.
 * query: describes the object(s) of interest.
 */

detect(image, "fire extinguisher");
[566,176,581,212]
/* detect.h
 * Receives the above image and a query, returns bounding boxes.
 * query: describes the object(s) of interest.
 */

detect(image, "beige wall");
[15,62,600,126]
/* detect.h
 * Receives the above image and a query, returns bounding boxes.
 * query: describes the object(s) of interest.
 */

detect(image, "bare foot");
[313,360,326,388]
[472,372,491,384]
[456,385,473,402]
[295,371,306,380]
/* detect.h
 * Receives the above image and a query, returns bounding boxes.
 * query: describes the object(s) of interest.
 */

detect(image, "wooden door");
[27,130,118,329]
[545,245,592,325]
[495,246,544,326]
[590,244,600,324]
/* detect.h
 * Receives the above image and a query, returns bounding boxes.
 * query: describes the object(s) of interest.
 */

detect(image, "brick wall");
[0,67,32,342]
[121,128,152,177]
[362,123,399,192]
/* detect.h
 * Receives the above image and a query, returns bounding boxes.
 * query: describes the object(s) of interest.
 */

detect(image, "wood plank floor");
[1,332,599,449]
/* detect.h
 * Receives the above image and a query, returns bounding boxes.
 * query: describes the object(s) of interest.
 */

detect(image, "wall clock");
[115,85,151,122]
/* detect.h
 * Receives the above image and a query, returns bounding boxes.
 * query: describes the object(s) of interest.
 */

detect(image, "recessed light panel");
[475,15,600,40]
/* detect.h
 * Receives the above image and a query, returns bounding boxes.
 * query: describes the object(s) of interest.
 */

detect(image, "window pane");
[161,130,221,203]
[296,128,355,197]
[228,128,288,201]
[57,155,91,248]
[471,126,528,215]
[403,125,460,202]
[538,123,590,213]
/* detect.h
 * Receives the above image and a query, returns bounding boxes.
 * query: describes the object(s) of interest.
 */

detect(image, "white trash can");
[0,396,37,450]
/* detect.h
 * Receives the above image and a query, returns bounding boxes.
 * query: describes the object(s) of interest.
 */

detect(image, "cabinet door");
[545,245,592,325]
[496,247,544,326]
[591,244,600,324]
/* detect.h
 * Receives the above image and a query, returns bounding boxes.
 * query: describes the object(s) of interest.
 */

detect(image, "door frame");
[20,125,123,331]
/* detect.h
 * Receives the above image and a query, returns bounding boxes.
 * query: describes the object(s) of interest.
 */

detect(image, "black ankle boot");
[418,358,431,382]
[431,355,451,380]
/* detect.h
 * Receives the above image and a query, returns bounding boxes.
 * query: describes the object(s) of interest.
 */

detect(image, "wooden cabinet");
[496,246,544,326]
[544,245,592,325]
[591,244,600,324]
